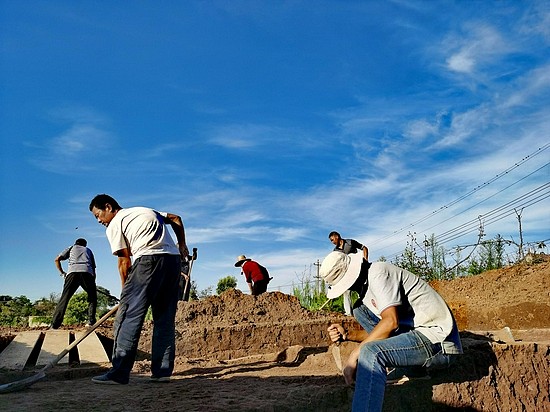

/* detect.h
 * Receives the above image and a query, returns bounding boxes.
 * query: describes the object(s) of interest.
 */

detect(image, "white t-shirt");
[106,207,179,260]
[363,262,460,352]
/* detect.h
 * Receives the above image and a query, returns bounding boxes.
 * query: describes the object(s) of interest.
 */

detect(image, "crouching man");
[321,252,462,412]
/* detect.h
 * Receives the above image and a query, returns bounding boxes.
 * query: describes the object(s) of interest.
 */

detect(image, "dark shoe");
[150,376,171,383]
[92,374,126,385]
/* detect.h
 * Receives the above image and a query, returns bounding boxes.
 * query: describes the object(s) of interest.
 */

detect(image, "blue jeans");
[351,304,445,412]
[107,254,180,384]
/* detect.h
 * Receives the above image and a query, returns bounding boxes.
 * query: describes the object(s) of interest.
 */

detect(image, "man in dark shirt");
[329,231,369,260]
[328,231,369,314]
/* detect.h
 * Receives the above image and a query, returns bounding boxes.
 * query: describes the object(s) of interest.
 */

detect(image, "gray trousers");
[106,254,181,383]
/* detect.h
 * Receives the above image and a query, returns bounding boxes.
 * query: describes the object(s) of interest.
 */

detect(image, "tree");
[198,286,214,299]
[392,232,433,281]
[425,234,448,280]
[189,280,199,301]
[0,295,34,326]
[467,236,507,275]
[216,276,237,295]
[64,292,90,325]
[33,293,58,316]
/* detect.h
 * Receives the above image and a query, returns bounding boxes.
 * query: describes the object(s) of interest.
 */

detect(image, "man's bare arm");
[54,256,65,276]
[327,324,369,342]
[115,248,132,287]
[164,213,189,257]
[362,246,369,262]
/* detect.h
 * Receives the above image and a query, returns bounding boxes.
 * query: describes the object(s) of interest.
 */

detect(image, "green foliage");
[64,292,90,325]
[97,286,119,307]
[392,232,434,281]
[425,234,449,280]
[63,285,120,325]
[189,280,199,301]
[292,277,327,311]
[198,286,214,299]
[0,295,34,326]
[32,293,58,316]
[145,307,153,321]
[466,236,507,275]
[291,267,356,313]
[389,233,512,279]
[216,275,238,295]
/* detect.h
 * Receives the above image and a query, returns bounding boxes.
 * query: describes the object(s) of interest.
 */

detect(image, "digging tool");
[331,337,344,373]
[0,305,119,394]
[331,343,343,373]
[182,247,197,301]
[318,298,332,310]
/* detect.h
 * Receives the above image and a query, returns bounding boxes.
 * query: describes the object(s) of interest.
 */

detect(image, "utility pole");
[515,208,525,260]
[313,259,321,294]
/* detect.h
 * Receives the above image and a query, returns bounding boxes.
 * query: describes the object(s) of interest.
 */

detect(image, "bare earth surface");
[1,256,549,411]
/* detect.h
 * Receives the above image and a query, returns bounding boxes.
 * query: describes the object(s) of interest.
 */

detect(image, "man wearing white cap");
[321,252,462,412]
[235,255,271,295]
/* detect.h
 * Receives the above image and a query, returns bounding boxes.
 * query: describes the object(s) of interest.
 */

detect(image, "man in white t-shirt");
[321,251,462,412]
[89,194,189,385]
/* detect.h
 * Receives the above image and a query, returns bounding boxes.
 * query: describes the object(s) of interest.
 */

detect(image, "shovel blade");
[331,344,343,373]
[0,370,46,394]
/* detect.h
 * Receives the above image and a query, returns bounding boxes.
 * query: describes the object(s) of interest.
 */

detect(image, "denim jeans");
[351,304,445,412]
[107,254,180,384]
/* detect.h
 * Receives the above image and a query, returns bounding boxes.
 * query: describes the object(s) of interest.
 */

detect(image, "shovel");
[0,304,119,394]
[182,247,197,302]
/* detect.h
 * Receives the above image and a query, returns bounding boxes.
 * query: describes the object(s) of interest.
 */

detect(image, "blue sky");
[1,1,549,301]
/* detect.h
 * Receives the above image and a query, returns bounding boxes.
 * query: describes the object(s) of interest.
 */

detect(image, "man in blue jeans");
[321,251,462,412]
[89,194,189,385]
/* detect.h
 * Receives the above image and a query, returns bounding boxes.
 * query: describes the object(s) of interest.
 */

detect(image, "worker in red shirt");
[234,255,272,295]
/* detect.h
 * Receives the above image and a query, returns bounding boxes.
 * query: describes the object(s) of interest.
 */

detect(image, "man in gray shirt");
[51,238,97,328]
[322,251,462,412]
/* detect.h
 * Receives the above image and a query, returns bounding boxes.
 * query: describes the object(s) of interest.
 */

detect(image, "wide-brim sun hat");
[235,255,251,267]
[320,251,363,299]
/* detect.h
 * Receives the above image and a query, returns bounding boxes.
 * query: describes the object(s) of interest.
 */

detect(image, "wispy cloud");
[207,124,277,150]
[444,24,509,75]
[26,106,113,173]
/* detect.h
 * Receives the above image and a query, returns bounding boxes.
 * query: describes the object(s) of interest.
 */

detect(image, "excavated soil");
[0,256,549,411]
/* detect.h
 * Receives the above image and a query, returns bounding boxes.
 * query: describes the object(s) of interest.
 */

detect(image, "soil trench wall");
[429,342,550,411]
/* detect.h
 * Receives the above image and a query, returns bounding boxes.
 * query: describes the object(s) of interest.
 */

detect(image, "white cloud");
[445,24,508,75]
[27,108,114,173]
[447,50,475,74]
[404,119,439,141]
[208,124,277,150]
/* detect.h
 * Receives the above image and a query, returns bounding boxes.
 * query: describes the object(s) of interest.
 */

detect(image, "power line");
[436,182,550,245]
[420,161,549,236]
[381,182,550,261]
[371,143,549,247]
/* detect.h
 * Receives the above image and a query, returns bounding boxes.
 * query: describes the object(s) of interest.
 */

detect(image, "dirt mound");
[140,290,356,361]
[432,255,550,330]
